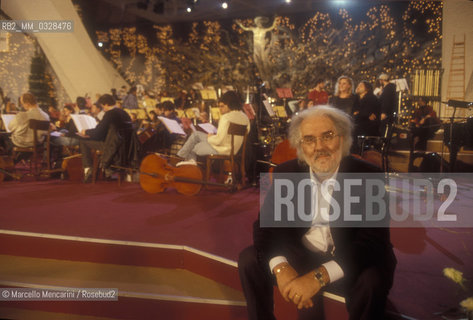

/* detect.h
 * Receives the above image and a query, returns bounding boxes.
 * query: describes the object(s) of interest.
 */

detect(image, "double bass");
[139,154,204,196]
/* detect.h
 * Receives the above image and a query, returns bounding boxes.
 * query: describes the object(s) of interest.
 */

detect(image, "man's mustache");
[314,152,331,159]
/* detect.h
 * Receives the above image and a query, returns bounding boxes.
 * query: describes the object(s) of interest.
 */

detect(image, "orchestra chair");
[93,122,141,184]
[204,122,248,190]
[12,119,52,177]
[91,149,104,184]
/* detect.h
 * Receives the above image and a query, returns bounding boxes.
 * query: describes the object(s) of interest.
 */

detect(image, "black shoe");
[83,170,93,184]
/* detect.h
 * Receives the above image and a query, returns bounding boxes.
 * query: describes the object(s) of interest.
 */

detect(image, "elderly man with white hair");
[238,105,396,320]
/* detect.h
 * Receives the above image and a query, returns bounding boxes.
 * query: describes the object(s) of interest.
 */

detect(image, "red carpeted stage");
[0,179,472,319]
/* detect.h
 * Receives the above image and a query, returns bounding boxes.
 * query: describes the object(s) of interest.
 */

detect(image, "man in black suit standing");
[79,94,132,183]
[238,105,396,320]
[378,73,397,137]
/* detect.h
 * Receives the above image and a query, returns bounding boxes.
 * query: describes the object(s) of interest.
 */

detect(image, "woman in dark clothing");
[329,75,359,116]
[354,80,380,138]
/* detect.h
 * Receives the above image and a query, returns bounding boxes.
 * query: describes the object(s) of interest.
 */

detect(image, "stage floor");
[1,179,472,319]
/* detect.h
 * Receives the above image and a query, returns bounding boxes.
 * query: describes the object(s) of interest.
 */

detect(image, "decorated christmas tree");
[28,49,54,107]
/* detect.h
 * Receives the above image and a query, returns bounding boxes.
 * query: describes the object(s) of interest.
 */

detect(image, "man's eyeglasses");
[300,131,339,146]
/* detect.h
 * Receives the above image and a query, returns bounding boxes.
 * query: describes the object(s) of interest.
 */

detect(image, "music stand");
[276,88,293,113]
[392,79,409,124]
[200,89,217,101]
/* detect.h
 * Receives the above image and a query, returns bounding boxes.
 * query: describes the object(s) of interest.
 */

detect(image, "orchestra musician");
[353,80,380,138]
[176,91,250,166]
[1,93,50,158]
[329,76,359,116]
[78,94,132,183]
[377,73,397,136]
[51,104,79,148]
[410,96,440,151]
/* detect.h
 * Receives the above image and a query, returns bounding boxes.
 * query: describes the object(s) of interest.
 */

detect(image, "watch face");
[315,271,325,286]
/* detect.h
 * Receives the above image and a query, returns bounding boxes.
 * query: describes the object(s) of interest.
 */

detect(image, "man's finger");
[281,286,291,302]
[300,299,313,309]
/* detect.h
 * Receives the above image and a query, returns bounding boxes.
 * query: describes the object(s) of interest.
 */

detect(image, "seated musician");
[141,101,180,154]
[48,104,61,124]
[51,104,79,148]
[1,93,50,158]
[176,90,250,166]
[48,104,80,166]
[90,103,105,121]
[307,79,329,106]
[78,94,132,183]
[410,97,440,151]
[155,103,164,117]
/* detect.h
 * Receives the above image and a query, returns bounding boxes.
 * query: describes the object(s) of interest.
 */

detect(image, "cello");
[0,155,20,182]
[139,153,204,196]
[269,139,297,169]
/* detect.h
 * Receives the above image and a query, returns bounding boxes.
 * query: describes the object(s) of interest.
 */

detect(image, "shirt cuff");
[269,256,288,274]
[322,260,344,283]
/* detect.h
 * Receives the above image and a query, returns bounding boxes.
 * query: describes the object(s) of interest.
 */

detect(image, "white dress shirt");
[269,169,344,283]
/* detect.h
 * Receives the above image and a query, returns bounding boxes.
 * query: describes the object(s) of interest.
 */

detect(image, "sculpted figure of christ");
[236,17,277,80]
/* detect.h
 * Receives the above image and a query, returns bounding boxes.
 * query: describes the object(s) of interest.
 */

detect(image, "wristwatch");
[314,269,326,287]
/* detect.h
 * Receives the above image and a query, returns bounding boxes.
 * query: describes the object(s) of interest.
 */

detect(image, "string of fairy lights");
[0,30,36,100]
[1,1,442,120]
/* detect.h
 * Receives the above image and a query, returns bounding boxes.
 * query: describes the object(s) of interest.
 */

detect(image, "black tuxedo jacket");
[379,83,397,120]
[254,155,396,284]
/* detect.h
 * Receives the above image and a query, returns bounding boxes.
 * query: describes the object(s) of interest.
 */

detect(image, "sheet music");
[176,109,185,118]
[200,89,218,100]
[243,103,256,120]
[50,131,62,137]
[392,79,409,92]
[273,106,288,118]
[263,100,276,117]
[276,88,293,99]
[210,107,221,121]
[70,114,97,132]
[1,114,15,133]
[198,123,218,134]
[158,116,186,135]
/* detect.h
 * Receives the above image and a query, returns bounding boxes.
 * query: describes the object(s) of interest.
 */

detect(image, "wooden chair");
[12,119,51,176]
[204,122,248,189]
[92,149,103,184]
[92,122,140,184]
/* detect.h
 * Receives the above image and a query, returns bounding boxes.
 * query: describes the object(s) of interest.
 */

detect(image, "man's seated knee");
[354,267,391,297]
[238,246,259,271]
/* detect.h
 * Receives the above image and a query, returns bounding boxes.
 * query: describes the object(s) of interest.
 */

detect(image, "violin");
[139,154,204,196]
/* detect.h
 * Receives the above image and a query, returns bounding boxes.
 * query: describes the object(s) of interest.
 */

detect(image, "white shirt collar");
[309,167,339,186]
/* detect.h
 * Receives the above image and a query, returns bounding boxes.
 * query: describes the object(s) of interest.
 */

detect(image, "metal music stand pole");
[448,103,456,172]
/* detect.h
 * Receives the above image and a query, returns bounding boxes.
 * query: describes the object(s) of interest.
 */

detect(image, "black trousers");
[238,246,394,320]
